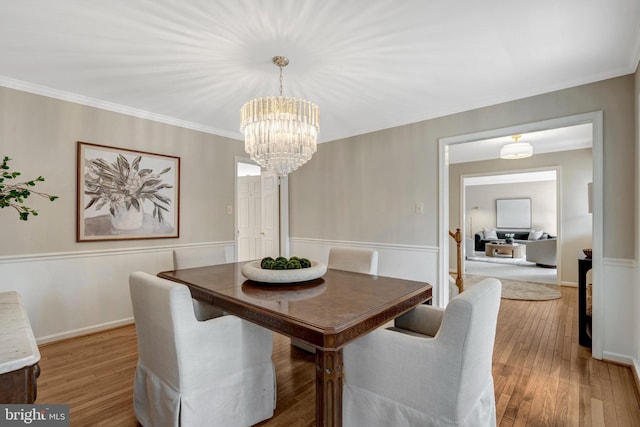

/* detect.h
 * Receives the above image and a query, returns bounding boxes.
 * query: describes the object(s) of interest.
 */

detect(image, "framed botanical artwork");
[77,141,180,241]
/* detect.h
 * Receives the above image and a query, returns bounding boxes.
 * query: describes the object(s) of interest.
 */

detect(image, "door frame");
[234,156,287,260]
[438,111,604,359]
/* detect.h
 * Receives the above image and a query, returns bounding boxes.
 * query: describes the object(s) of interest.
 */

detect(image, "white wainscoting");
[290,241,638,369]
[600,257,637,367]
[289,237,440,303]
[0,242,234,344]
[2,240,636,375]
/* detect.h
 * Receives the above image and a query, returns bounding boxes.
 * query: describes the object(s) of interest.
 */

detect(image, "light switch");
[227,205,233,215]
[415,202,424,214]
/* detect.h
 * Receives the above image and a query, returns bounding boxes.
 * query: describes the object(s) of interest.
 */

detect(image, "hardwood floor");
[36,286,640,426]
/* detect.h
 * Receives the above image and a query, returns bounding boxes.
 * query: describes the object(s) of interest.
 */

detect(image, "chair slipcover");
[327,246,379,275]
[343,278,501,427]
[129,271,276,427]
[173,246,228,320]
[292,246,380,353]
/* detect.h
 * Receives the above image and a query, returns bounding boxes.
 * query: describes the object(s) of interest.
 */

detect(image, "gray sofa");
[525,238,557,267]
[474,230,552,251]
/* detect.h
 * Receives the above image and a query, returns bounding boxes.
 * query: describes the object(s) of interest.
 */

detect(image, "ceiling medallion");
[240,56,320,176]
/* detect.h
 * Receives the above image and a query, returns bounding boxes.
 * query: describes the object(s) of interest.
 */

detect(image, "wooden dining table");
[158,261,432,427]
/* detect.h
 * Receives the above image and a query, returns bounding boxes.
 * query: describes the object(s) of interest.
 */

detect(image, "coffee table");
[485,242,526,258]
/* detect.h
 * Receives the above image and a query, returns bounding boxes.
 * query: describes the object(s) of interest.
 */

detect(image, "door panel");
[237,176,262,261]
[261,172,279,258]
[236,162,280,262]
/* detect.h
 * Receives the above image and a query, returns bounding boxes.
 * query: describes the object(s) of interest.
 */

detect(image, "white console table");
[0,291,41,403]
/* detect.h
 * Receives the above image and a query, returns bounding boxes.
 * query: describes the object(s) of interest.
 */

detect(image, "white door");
[261,171,279,258]
[237,176,262,261]
[236,161,281,262]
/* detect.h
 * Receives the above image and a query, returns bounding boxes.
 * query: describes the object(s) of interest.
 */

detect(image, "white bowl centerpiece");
[241,256,327,284]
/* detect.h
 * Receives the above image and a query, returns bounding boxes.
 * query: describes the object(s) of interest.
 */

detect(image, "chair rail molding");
[289,237,439,300]
[0,241,235,344]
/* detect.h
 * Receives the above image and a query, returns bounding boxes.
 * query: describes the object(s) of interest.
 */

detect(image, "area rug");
[467,255,535,266]
[463,275,561,301]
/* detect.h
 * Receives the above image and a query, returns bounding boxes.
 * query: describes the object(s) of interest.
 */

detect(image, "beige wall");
[290,75,635,260]
[464,180,558,236]
[450,149,593,283]
[0,86,245,256]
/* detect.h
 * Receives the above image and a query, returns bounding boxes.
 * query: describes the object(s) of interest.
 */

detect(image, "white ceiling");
[0,1,639,144]
[448,123,593,164]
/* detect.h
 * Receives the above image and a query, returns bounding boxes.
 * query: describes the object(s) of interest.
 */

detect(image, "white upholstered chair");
[292,246,380,353]
[525,238,557,267]
[129,271,276,427]
[327,246,379,275]
[173,246,228,320]
[343,278,501,426]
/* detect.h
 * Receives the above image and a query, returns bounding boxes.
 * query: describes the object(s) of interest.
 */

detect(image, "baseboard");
[37,317,134,345]
[633,358,640,396]
[602,351,636,367]
[561,281,577,287]
[602,353,640,396]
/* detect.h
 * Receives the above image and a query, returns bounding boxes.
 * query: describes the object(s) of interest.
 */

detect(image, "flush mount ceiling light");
[500,134,533,159]
[240,56,320,176]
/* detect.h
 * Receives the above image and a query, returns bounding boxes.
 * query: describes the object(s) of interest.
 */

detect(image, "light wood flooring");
[36,286,640,426]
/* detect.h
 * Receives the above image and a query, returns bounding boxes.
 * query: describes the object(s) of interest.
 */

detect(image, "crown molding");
[0,76,243,141]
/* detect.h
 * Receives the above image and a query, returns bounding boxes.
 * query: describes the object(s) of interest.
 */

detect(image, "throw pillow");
[528,229,544,240]
[483,228,498,240]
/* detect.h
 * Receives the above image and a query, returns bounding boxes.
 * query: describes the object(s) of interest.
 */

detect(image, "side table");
[578,256,593,348]
[0,291,41,403]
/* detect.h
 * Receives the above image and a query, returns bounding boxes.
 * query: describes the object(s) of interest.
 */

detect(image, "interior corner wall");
[0,86,245,341]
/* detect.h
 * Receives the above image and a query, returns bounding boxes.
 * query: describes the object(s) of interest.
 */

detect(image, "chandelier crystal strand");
[240,56,319,176]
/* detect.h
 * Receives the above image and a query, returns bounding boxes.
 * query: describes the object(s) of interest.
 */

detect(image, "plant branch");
[0,156,59,221]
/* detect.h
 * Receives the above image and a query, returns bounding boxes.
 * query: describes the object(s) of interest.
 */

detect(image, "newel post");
[448,228,464,293]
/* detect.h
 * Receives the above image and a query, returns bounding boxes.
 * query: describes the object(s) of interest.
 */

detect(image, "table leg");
[315,348,343,427]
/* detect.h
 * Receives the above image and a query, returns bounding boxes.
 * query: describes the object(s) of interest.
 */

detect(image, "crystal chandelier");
[500,134,533,159]
[240,56,320,176]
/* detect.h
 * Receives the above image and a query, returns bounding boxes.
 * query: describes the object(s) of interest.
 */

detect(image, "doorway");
[439,111,604,358]
[235,159,280,261]
[461,169,560,286]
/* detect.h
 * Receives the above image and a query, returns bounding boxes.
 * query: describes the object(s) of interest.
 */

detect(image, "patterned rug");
[463,275,562,301]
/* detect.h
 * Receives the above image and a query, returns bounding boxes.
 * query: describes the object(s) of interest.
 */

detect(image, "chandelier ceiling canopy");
[500,134,533,160]
[240,56,320,176]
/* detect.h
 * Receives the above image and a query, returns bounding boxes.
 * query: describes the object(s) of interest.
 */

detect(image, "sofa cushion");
[528,230,544,240]
[483,228,497,239]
